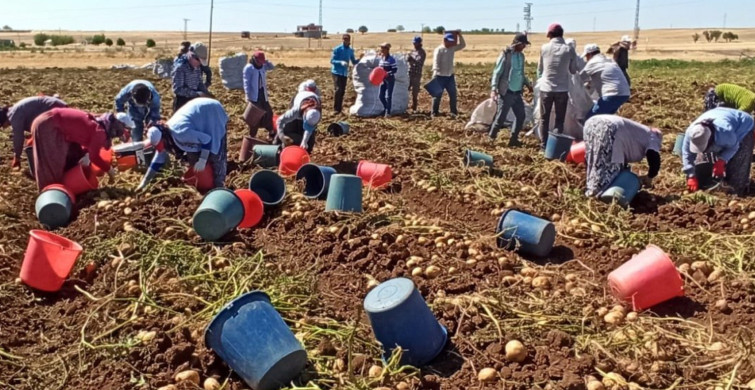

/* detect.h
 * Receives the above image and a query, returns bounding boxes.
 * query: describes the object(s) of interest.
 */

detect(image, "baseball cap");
[444,32,455,42]
[512,32,530,46]
[253,51,266,64]
[583,43,600,56]
[192,42,208,66]
[621,35,632,43]
[413,36,422,44]
[688,124,712,154]
[303,110,321,132]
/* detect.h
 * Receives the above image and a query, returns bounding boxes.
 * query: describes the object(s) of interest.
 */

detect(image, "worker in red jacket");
[30,108,131,190]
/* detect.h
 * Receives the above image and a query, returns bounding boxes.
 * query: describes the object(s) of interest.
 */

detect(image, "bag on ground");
[350,51,409,117]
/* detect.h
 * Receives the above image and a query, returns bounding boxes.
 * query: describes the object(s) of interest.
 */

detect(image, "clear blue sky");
[2,0,750,33]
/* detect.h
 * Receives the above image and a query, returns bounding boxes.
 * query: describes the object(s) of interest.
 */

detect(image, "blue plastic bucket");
[424,78,443,98]
[599,170,641,207]
[192,188,245,241]
[672,134,684,156]
[544,133,574,161]
[253,145,281,169]
[364,278,447,366]
[248,170,286,206]
[35,187,73,229]
[295,164,336,199]
[327,121,350,136]
[496,210,557,257]
[325,174,363,213]
[205,291,307,390]
[464,150,493,168]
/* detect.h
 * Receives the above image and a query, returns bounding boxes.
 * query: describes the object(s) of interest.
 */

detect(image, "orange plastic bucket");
[356,160,393,189]
[117,155,138,172]
[566,141,586,164]
[234,189,264,229]
[20,230,83,292]
[607,245,684,311]
[183,164,215,193]
[369,67,387,86]
[279,146,310,177]
[62,164,99,196]
[89,149,114,177]
[272,114,279,132]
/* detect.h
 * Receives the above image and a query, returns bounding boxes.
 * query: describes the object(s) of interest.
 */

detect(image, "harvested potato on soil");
[505,340,526,362]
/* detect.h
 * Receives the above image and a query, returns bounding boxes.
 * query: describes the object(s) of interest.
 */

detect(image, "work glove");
[490,91,498,102]
[10,156,20,169]
[136,168,159,191]
[686,176,699,192]
[713,159,726,178]
[194,148,210,172]
[340,61,348,67]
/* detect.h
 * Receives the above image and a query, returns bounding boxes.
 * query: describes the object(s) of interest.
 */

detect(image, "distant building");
[241,31,250,38]
[294,23,327,39]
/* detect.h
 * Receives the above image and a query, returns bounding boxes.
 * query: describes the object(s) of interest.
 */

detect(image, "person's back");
[715,84,755,113]
[584,55,629,97]
[538,37,577,93]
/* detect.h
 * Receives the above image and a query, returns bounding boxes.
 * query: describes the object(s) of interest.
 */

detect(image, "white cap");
[192,42,208,66]
[688,124,712,154]
[621,35,632,43]
[303,109,321,132]
[115,112,135,128]
[146,126,162,147]
[583,43,600,57]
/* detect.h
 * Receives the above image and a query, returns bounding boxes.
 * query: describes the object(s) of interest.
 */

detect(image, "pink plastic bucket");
[62,164,99,196]
[356,160,392,189]
[607,245,684,311]
[20,230,83,292]
[566,141,586,164]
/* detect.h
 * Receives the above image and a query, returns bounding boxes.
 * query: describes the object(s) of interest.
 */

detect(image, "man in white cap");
[191,42,212,89]
[275,87,322,153]
[580,44,630,120]
[682,107,754,195]
[431,30,466,118]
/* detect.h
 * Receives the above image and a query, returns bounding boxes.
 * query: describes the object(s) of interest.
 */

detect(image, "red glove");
[713,160,726,178]
[687,177,699,192]
[10,156,20,169]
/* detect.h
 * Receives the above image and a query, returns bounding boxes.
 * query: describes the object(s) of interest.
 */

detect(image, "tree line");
[692,30,739,43]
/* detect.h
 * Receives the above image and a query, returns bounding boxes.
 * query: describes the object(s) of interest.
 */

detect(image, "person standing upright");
[488,32,532,147]
[431,30,466,118]
[537,23,577,150]
[330,34,359,114]
[377,43,397,117]
[611,35,632,86]
[407,36,427,112]
[192,42,212,89]
[243,51,275,139]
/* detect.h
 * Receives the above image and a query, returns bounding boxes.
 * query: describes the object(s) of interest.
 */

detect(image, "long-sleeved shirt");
[537,37,578,93]
[153,98,228,165]
[114,80,162,122]
[46,108,112,173]
[682,107,755,175]
[491,47,531,94]
[589,115,661,165]
[243,61,275,103]
[613,43,630,72]
[276,91,321,143]
[408,47,426,78]
[330,44,358,77]
[379,55,397,77]
[8,96,67,157]
[432,35,466,77]
[580,54,630,97]
[715,83,755,113]
[172,57,209,98]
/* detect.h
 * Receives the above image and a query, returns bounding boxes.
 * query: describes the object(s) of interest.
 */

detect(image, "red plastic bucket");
[279,146,311,177]
[234,189,264,229]
[62,164,99,196]
[42,184,76,204]
[20,230,83,292]
[566,141,586,164]
[607,245,684,311]
[88,149,114,177]
[117,155,138,172]
[272,114,279,132]
[356,160,393,189]
[369,67,387,86]
[183,164,215,193]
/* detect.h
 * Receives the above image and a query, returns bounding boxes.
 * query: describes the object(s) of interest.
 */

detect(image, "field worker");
[114,80,161,142]
[275,87,322,153]
[176,41,191,60]
[488,32,533,147]
[30,108,131,190]
[191,42,212,89]
[703,83,755,113]
[682,107,754,196]
[431,30,466,118]
[377,43,398,117]
[330,34,359,114]
[407,36,426,112]
[243,51,276,138]
[537,23,577,150]
[611,35,632,86]
[172,51,212,111]
[0,95,67,169]
[580,44,631,120]
[583,115,661,197]
[297,79,321,98]
[137,98,229,190]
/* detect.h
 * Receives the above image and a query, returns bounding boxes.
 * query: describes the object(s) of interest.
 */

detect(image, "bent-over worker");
[0,95,68,169]
[114,80,161,142]
[275,89,322,153]
[703,83,755,113]
[580,44,630,120]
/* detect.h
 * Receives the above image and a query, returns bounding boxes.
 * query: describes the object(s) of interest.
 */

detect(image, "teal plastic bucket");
[325,174,363,213]
[672,134,684,156]
[253,145,281,169]
[464,150,493,168]
[599,170,641,207]
[327,121,350,136]
[192,188,245,241]
[544,133,574,161]
[248,170,287,206]
[35,186,75,229]
[496,209,556,257]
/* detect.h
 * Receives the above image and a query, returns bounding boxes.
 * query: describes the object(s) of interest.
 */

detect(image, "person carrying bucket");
[407,36,426,112]
[243,51,276,140]
[580,44,630,120]
[0,95,67,170]
[274,89,321,153]
[703,83,755,113]
[431,30,466,118]
[330,34,360,114]
[30,108,131,190]
[682,107,754,196]
[136,98,229,191]
[114,80,162,142]
[488,32,533,147]
[536,23,577,150]
[583,115,661,197]
[375,42,397,117]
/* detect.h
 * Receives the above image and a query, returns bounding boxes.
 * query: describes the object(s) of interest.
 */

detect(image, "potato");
[157,386,177,390]
[505,340,526,362]
[625,312,638,322]
[477,367,497,382]
[586,381,605,390]
[425,265,441,279]
[203,378,221,390]
[604,310,624,325]
[368,364,383,377]
[175,370,200,385]
[411,267,423,276]
[531,276,551,289]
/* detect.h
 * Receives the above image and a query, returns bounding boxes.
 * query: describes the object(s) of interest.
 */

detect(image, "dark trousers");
[173,95,195,113]
[379,76,395,115]
[431,75,458,115]
[277,119,316,153]
[489,90,525,142]
[539,91,569,148]
[409,74,422,110]
[332,74,348,112]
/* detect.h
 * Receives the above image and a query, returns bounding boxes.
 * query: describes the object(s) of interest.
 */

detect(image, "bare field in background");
[0,28,754,68]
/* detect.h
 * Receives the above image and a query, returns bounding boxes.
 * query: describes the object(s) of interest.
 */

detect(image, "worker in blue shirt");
[377,43,397,117]
[114,80,161,142]
[330,34,361,114]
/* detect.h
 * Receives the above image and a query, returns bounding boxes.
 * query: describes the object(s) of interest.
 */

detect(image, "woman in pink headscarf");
[243,50,276,139]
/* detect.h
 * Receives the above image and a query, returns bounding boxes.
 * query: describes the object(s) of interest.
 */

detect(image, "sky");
[1,0,751,34]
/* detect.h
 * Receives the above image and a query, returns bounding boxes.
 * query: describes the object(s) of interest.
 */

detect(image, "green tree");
[692,33,700,43]
[710,30,722,42]
[2,25,11,30]
[396,25,405,32]
[105,38,113,46]
[434,26,445,34]
[422,26,432,33]
[346,28,355,34]
[146,38,156,48]
[116,38,126,46]
[358,25,368,34]
[702,30,712,42]
[91,34,106,45]
[33,33,49,46]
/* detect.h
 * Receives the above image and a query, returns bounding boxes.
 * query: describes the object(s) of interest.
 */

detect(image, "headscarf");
[147,122,184,160]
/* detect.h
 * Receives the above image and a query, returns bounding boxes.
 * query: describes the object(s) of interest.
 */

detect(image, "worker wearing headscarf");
[172,51,212,111]
[580,44,630,120]
[0,95,67,169]
[682,107,754,196]
[243,50,275,139]
[275,89,322,153]
[703,83,755,113]
[297,79,321,98]
[137,98,229,190]
[114,80,161,142]
[30,108,131,190]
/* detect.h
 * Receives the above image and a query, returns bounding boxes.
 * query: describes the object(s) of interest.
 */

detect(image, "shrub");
[346,28,354,34]
[396,25,405,32]
[33,33,49,46]
[422,26,432,33]
[50,35,74,46]
[387,29,397,33]
[692,33,700,43]
[116,38,126,46]
[434,26,445,34]
[146,39,156,48]
[19,42,26,49]
[91,34,106,45]
[703,30,712,42]
[358,25,368,34]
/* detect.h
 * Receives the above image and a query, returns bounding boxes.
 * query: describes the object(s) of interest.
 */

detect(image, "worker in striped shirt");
[172,51,212,112]
[378,42,398,117]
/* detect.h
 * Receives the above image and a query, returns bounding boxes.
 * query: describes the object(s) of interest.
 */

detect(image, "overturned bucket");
[672,134,684,156]
[327,121,350,136]
[496,210,556,257]
[35,184,76,229]
[234,189,264,229]
[296,164,336,199]
[364,278,448,366]
[279,146,311,177]
[566,141,586,164]
[599,170,641,207]
[608,245,684,311]
[183,164,215,193]
[325,174,363,213]
[249,170,287,207]
[240,136,270,162]
[544,133,574,161]
[253,145,281,169]
[62,164,98,196]
[356,160,392,189]
[464,150,493,168]
[192,188,245,241]
[20,230,83,292]
[205,291,307,390]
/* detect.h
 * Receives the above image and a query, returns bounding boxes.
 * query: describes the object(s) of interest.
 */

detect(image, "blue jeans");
[379,76,395,114]
[586,95,629,120]
[489,90,525,142]
[431,75,458,115]
[127,105,149,142]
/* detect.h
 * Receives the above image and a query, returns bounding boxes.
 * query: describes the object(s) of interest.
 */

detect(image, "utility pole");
[318,0,323,48]
[183,18,190,41]
[208,0,214,64]
[516,23,520,33]
[421,23,425,39]
[523,3,533,33]
[632,0,640,48]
